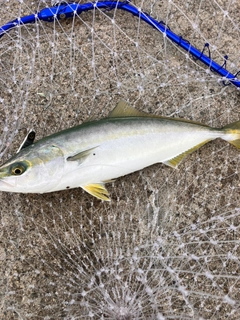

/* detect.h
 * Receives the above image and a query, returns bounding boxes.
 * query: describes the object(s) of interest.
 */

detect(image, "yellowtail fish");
[0,101,240,201]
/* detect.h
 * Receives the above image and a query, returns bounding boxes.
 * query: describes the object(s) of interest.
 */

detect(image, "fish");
[0,100,240,201]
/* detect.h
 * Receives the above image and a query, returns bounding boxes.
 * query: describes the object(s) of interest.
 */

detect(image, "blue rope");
[0,1,239,88]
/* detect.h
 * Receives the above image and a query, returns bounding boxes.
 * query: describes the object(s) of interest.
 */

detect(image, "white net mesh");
[0,0,240,319]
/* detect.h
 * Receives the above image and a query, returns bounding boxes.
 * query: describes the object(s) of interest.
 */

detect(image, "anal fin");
[102,179,115,183]
[163,140,211,168]
[82,183,110,201]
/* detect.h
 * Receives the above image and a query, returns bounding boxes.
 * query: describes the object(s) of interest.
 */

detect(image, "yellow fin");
[223,120,240,131]
[82,183,110,201]
[102,179,116,183]
[163,140,211,168]
[67,146,98,163]
[163,154,185,168]
[108,100,149,118]
[229,139,240,149]
[223,120,240,149]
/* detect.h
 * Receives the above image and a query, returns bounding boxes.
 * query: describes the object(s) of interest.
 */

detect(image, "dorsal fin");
[108,100,149,118]
[108,100,210,128]
[83,115,98,123]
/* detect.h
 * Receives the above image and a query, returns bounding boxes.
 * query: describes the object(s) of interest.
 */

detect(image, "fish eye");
[10,163,27,176]
[13,168,23,175]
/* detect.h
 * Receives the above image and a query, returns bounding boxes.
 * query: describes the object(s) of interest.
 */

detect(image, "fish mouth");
[0,178,17,191]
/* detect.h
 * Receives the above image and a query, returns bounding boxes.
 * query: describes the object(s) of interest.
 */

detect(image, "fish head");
[0,143,65,193]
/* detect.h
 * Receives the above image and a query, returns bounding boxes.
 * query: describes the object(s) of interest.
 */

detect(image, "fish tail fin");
[222,120,240,149]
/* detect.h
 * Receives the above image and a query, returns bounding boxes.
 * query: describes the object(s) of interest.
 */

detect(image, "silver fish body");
[0,101,239,200]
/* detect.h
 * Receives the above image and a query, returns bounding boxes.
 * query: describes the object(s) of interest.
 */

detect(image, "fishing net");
[0,0,239,319]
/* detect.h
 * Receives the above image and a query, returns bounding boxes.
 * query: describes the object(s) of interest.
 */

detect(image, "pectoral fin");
[17,130,35,153]
[67,146,98,163]
[163,140,211,168]
[82,183,110,201]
